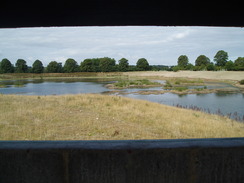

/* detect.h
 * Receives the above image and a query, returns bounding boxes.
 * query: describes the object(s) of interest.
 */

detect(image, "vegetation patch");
[240,80,244,85]
[13,81,25,87]
[172,78,204,85]
[194,86,207,91]
[0,83,6,88]
[164,80,173,88]
[163,80,213,94]
[164,78,210,93]
[174,87,188,92]
[110,79,161,89]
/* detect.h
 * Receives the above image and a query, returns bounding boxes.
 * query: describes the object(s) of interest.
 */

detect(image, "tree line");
[175,50,244,71]
[0,50,243,73]
[0,57,157,74]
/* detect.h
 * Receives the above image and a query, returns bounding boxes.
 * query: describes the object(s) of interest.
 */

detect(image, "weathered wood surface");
[0,138,244,183]
[0,0,243,27]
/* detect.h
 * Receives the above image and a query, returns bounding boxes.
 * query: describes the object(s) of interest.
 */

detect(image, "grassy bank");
[0,94,243,140]
[1,71,243,81]
[123,71,244,81]
[0,72,125,80]
[107,79,162,89]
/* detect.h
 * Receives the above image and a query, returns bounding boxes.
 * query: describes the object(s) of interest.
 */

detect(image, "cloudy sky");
[0,26,243,66]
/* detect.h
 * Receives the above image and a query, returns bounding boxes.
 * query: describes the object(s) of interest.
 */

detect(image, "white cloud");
[0,26,243,66]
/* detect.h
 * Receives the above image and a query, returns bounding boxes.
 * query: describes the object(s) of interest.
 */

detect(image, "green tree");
[172,66,180,72]
[46,61,63,73]
[225,61,235,71]
[136,58,150,71]
[214,50,228,67]
[206,63,215,71]
[80,59,96,72]
[195,55,210,66]
[177,55,189,68]
[99,57,116,72]
[118,58,129,72]
[234,57,244,66]
[234,57,244,70]
[92,58,102,72]
[0,58,14,73]
[186,63,194,70]
[63,58,79,73]
[32,60,44,73]
[15,59,28,73]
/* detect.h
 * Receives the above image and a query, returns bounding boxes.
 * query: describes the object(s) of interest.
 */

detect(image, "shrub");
[164,80,172,88]
[206,63,215,71]
[114,80,160,88]
[172,66,180,72]
[175,81,181,85]
[240,80,244,85]
[174,87,188,92]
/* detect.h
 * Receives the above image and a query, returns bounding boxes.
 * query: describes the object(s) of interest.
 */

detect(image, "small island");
[105,77,244,95]
[106,79,163,89]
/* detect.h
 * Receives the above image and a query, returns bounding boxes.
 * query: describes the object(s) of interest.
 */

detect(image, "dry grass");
[0,72,124,80]
[123,71,244,81]
[2,71,243,81]
[0,94,243,140]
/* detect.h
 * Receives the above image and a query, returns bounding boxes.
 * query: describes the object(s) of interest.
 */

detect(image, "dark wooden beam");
[0,0,243,28]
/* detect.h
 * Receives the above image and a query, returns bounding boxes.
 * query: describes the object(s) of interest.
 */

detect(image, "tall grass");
[114,79,161,88]
[0,94,243,140]
[174,104,244,122]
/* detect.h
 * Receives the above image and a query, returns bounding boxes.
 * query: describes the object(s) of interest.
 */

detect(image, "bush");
[206,63,215,71]
[172,66,180,72]
[240,80,244,85]
[174,87,188,91]
[114,79,160,88]
[164,80,172,88]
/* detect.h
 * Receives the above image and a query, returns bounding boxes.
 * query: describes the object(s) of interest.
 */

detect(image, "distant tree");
[118,58,129,72]
[15,59,28,73]
[0,58,14,73]
[214,50,228,67]
[63,58,79,73]
[128,65,139,71]
[99,57,116,72]
[234,57,244,66]
[32,60,44,73]
[225,61,235,71]
[136,58,150,71]
[195,55,210,66]
[206,63,215,71]
[172,66,180,72]
[80,59,95,72]
[234,57,244,70]
[92,58,102,72]
[46,61,63,73]
[177,55,189,68]
[186,63,194,70]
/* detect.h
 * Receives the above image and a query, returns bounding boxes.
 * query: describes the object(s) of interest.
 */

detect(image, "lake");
[0,79,243,121]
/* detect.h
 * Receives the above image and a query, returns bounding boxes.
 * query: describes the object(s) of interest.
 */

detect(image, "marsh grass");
[0,84,6,88]
[173,78,204,84]
[0,94,243,140]
[113,79,161,88]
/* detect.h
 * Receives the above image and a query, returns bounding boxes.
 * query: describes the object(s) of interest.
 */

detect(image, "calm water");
[0,79,113,95]
[1,79,243,120]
